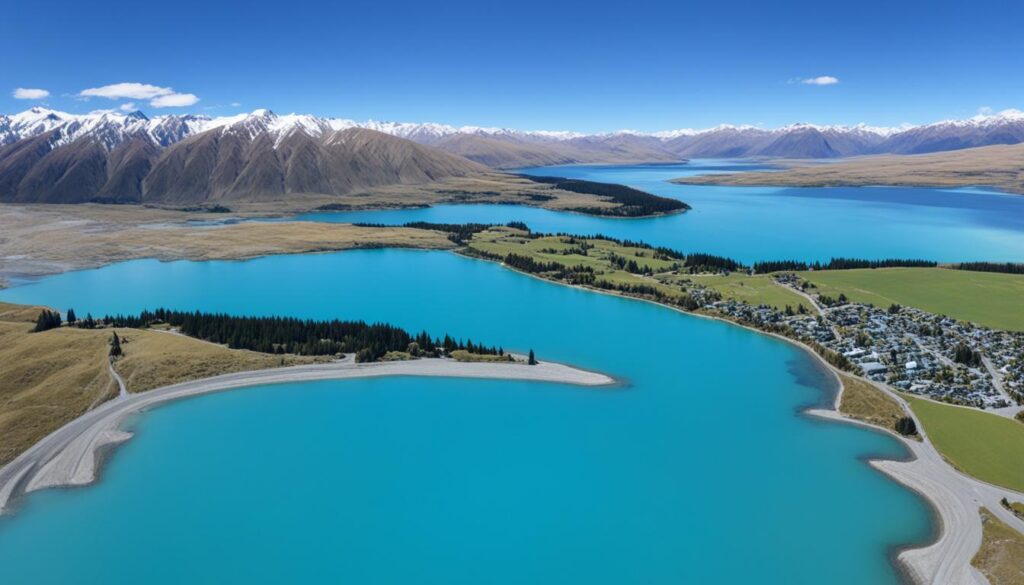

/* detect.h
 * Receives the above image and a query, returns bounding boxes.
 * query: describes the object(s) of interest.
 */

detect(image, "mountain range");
[0,108,485,204]
[1,106,1023,203]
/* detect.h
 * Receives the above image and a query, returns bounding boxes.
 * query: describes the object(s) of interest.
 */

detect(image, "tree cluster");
[894,416,917,436]
[93,309,505,362]
[607,253,654,275]
[956,262,1024,275]
[752,258,937,273]
[684,252,742,273]
[522,175,690,217]
[33,309,62,332]
[952,343,983,367]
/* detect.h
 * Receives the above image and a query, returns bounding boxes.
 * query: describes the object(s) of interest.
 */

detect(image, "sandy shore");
[0,357,613,515]
[808,383,1024,585]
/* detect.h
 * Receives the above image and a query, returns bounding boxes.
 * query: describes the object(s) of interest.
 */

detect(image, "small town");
[704,273,1023,413]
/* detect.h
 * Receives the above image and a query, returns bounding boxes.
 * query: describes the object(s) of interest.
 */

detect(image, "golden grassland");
[796,267,1024,331]
[0,170,639,285]
[448,349,517,363]
[971,508,1024,585]
[837,374,917,438]
[112,331,322,394]
[0,302,318,466]
[0,205,456,285]
[0,303,114,466]
[672,142,1024,194]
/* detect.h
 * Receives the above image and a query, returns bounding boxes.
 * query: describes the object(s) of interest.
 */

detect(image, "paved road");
[108,359,127,398]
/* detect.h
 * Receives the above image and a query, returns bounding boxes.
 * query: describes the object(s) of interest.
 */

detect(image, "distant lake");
[295,160,1024,263]
[0,250,931,584]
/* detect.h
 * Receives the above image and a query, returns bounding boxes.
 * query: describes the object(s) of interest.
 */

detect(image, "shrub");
[895,416,917,436]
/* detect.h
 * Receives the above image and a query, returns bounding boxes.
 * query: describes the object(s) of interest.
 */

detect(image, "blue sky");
[4,0,1023,132]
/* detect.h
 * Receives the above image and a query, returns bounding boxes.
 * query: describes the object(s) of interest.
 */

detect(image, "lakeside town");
[706,272,1023,413]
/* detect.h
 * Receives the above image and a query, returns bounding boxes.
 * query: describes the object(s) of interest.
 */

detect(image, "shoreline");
[673,176,1018,197]
[460,251,1024,585]
[4,248,1024,584]
[0,357,613,516]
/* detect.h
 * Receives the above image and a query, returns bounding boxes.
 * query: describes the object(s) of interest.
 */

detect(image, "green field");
[797,268,1024,331]
[469,228,806,308]
[676,273,809,311]
[905,395,1024,492]
[468,228,687,299]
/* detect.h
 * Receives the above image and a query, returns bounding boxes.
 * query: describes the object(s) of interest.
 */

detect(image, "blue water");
[294,160,1024,263]
[0,250,932,584]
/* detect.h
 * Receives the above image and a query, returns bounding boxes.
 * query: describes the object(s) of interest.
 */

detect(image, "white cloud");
[230,102,242,107]
[78,82,199,108]
[150,93,199,108]
[79,82,174,100]
[13,87,50,99]
[977,106,993,116]
[800,76,839,86]
[119,102,137,112]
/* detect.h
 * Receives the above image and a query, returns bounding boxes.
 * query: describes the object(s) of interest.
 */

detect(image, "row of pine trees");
[88,309,510,362]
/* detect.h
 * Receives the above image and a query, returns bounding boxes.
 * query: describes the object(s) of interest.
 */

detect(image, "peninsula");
[0,358,612,515]
[671,142,1024,195]
[0,301,612,514]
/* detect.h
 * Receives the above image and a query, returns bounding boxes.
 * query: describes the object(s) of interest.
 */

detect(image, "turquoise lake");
[0,250,932,584]
[294,161,1024,263]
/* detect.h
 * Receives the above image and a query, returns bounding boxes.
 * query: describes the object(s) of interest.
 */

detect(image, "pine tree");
[67,308,77,324]
[33,309,62,332]
[528,349,537,365]
[109,332,122,357]
[894,416,917,436]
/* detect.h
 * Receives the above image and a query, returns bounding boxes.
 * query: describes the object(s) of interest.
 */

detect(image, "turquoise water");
[0,250,932,584]
[294,160,1024,263]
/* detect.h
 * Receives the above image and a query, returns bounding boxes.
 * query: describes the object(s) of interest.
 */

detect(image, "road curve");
[0,357,613,514]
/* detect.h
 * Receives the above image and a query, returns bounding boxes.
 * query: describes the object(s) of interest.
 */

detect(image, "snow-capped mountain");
[2,106,1023,202]
[0,107,75,145]
[4,106,1023,161]
[875,109,1024,154]
[0,108,486,204]
[0,107,213,150]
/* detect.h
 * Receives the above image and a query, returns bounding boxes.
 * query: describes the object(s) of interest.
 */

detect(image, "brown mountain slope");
[0,128,165,203]
[143,127,488,203]
[434,133,681,169]
[0,123,488,205]
[435,134,578,168]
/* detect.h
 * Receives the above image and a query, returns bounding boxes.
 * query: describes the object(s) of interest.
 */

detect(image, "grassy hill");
[0,302,319,466]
